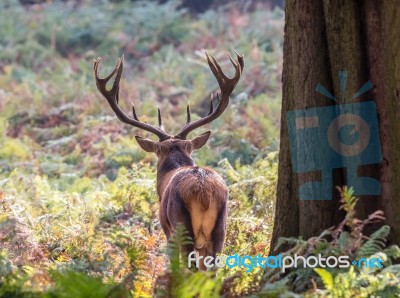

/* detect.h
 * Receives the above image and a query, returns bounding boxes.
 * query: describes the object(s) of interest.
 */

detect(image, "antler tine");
[94,56,123,103]
[234,50,245,70]
[186,104,191,124]
[94,56,170,141]
[131,103,139,121]
[175,51,244,139]
[157,107,164,130]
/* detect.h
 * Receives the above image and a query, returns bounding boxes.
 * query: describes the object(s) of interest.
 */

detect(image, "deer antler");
[93,56,171,141]
[175,51,244,139]
[94,52,243,141]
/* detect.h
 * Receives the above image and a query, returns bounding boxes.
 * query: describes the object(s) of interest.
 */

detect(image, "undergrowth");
[2,1,398,297]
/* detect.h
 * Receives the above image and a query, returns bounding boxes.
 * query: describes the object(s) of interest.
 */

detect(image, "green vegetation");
[153,187,400,297]
[0,0,281,296]
[1,1,399,297]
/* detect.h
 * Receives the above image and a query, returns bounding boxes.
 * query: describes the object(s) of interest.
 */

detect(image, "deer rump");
[160,166,228,259]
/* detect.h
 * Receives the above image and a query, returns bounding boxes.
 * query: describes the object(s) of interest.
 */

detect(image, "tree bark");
[271,0,400,253]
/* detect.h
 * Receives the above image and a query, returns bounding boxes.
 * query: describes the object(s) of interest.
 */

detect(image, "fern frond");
[167,223,193,275]
[383,245,400,261]
[174,271,222,298]
[357,225,390,258]
[314,268,333,290]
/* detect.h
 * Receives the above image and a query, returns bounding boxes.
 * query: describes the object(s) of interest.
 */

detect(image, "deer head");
[94,51,244,270]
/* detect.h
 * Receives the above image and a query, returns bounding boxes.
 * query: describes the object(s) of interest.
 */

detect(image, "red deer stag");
[93,52,244,269]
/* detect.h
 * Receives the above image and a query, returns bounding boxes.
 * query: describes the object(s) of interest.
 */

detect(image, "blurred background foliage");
[0,0,283,296]
[2,1,400,297]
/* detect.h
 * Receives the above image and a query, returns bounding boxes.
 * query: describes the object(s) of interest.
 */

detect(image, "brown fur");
[176,167,227,249]
[136,136,229,270]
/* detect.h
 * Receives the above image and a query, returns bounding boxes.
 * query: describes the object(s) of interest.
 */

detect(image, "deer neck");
[156,150,195,199]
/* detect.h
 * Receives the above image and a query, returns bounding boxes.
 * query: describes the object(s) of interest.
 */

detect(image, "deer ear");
[135,136,157,152]
[191,131,211,150]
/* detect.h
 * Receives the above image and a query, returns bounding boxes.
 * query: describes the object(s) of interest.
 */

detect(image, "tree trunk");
[271,0,400,253]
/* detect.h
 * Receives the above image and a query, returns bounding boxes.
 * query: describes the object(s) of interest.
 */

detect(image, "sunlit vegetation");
[160,187,400,297]
[2,1,399,297]
[0,0,281,296]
